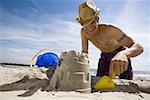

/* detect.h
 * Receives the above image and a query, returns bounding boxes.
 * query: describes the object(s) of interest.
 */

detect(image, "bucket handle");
[29,48,50,68]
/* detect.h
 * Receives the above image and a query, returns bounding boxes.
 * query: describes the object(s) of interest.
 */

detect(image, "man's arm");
[117,33,143,58]
[110,25,143,58]
[122,41,143,58]
[81,28,89,54]
[109,26,144,77]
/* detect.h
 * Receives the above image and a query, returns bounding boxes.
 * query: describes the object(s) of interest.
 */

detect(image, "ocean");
[90,69,150,76]
[1,63,150,77]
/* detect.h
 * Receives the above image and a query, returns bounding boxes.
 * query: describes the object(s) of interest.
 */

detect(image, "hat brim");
[77,9,100,26]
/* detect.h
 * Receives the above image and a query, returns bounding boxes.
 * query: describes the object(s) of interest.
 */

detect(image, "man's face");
[83,19,98,33]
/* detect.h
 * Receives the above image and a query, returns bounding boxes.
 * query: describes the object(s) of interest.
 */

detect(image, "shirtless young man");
[77,1,143,80]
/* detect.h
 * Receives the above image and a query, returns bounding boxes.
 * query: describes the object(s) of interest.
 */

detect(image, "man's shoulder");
[98,24,124,37]
[99,24,119,29]
[81,28,85,35]
[81,28,88,38]
[99,24,123,35]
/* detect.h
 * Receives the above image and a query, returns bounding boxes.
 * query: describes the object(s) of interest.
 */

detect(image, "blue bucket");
[35,52,59,69]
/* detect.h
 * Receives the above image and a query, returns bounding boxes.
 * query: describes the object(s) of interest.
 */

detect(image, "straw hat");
[77,0,100,26]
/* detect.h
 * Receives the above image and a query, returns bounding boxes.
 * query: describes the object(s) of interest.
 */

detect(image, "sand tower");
[47,51,91,93]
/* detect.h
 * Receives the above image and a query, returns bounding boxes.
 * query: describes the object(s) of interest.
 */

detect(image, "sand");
[0,65,150,100]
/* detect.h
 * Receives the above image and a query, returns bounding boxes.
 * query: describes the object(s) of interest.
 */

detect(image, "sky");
[0,0,149,71]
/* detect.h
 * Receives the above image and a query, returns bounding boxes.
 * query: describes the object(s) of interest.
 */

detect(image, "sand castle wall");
[48,51,91,93]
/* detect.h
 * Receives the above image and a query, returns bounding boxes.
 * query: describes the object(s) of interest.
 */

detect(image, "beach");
[0,65,150,100]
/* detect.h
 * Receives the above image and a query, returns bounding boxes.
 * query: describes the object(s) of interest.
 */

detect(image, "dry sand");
[0,65,150,100]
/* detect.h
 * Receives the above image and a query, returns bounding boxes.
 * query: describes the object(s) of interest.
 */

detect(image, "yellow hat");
[77,0,100,26]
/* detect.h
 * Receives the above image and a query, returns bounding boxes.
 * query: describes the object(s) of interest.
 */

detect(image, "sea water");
[90,69,150,77]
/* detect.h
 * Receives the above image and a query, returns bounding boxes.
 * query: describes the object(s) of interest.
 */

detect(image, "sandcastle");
[46,50,91,93]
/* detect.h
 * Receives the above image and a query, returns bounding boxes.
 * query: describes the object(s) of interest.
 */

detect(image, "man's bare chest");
[85,32,121,52]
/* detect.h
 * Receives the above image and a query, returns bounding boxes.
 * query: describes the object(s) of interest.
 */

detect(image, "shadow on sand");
[0,74,150,97]
[0,75,49,97]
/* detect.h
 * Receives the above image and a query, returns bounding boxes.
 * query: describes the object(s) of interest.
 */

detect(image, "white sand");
[0,65,150,100]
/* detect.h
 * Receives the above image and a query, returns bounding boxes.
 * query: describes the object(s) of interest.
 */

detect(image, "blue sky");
[0,0,149,71]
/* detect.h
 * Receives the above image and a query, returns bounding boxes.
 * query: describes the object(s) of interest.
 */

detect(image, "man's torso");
[83,24,124,52]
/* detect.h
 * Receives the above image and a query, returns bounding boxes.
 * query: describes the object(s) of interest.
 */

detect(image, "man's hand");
[109,51,128,78]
